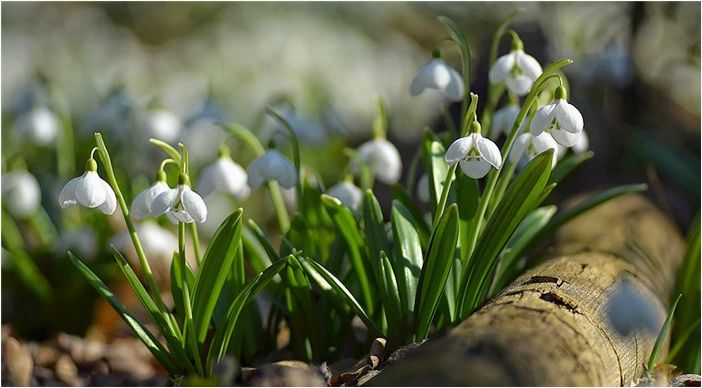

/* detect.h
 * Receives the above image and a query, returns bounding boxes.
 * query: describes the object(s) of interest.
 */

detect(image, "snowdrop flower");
[144,108,181,144]
[445,121,502,179]
[58,158,117,215]
[16,106,60,145]
[57,228,98,261]
[489,36,542,96]
[197,147,250,200]
[2,171,41,218]
[509,132,559,168]
[530,86,584,147]
[357,138,402,185]
[417,174,430,203]
[327,180,363,211]
[247,150,297,189]
[491,103,521,140]
[572,130,589,154]
[151,175,207,224]
[131,171,170,220]
[110,222,177,266]
[410,50,464,102]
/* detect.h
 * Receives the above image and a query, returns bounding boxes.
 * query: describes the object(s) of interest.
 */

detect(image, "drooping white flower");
[417,174,430,203]
[357,138,402,185]
[509,132,559,168]
[410,53,464,102]
[16,106,60,145]
[144,109,181,144]
[57,228,98,261]
[490,104,521,139]
[197,155,250,200]
[58,159,117,215]
[131,177,170,221]
[445,123,502,179]
[327,181,363,211]
[2,171,41,218]
[489,39,542,96]
[530,86,584,147]
[572,130,589,154]
[247,150,297,189]
[151,177,207,224]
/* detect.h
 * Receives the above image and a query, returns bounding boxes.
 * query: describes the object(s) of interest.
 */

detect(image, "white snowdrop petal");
[489,53,515,84]
[505,75,533,96]
[358,139,402,185]
[98,179,117,215]
[171,208,195,223]
[516,51,543,80]
[166,211,180,224]
[554,101,584,133]
[530,103,557,136]
[509,133,533,165]
[219,158,250,199]
[246,159,265,189]
[151,189,177,216]
[551,126,581,147]
[409,62,434,96]
[2,172,41,218]
[442,66,465,102]
[476,136,502,169]
[75,172,107,208]
[58,176,81,208]
[196,165,218,198]
[532,132,560,168]
[182,187,207,223]
[573,131,589,154]
[131,189,152,220]
[459,159,491,179]
[492,105,520,139]
[445,136,473,165]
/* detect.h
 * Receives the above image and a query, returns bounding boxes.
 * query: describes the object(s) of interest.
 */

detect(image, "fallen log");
[367,195,684,386]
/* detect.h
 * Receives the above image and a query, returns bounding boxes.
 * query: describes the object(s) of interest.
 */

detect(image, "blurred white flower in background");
[247,150,297,190]
[410,55,464,102]
[356,139,402,185]
[110,221,179,284]
[490,103,521,140]
[197,155,250,200]
[326,181,363,211]
[143,108,182,144]
[56,228,98,261]
[416,174,430,203]
[15,106,60,146]
[2,171,41,218]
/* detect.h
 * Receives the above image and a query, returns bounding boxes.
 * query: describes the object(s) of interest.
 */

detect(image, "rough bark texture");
[367,195,684,386]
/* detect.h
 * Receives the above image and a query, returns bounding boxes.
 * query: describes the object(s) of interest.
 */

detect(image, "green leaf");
[459,150,553,317]
[191,209,244,344]
[549,151,594,184]
[648,294,682,370]
[456,173,480,265]
[112,248,193,372]
[242,226,273,274]
[2,211,51,300]
[213,240,246,326]
[362,191,393,312]
[281,255,322,361]
[488,8,523,70]
[390,184,430,247]
[300,257,382,337]
[148,138,181,163]
[322,194,374,315]
[438,16,471,100]
[67,252,178,374]
[247,219,280,263]
[207,258,286,369]
[390,200,424,323]
[414,204,460,340]
[379,251,404,343]
[492,206,558,294]
[421,130,452,213]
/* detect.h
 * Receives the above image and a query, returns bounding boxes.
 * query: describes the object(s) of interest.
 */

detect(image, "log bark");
[367,195,684,386]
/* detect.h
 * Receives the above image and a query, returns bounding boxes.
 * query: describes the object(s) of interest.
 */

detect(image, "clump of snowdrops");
[55,13,647,380]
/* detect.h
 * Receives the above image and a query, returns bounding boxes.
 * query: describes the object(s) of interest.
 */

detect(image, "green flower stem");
[56,113,76,178]
[438,16,471,121]
[179,222,204,376]
[463,59,573,262]
[94,133,170,317]
[266,109,304,216]
[218,123,266,157]
[267,181,291,233]
[189,223,202,266]
[433,163,458,227]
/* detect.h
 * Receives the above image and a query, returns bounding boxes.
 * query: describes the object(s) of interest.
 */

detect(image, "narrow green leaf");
[247,219,279,263]
[192,209,244,343]
[456,174,479,265]
[414,204,460,340]
[362,191,393,313]
[422,130,452,212]
[67,252,178,374]
[242,226,273,274]
[549,151,594,184]
[380,251,404,343]
[391,200,424,323]
[390,184,430,247]
[322,194,374,315]
[300,257,382,337]
[648,294,682,370]
[459,150,553,317]
[438,16,471,106]
[207,258,286,370]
